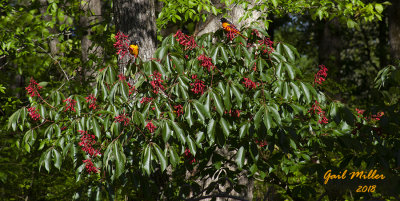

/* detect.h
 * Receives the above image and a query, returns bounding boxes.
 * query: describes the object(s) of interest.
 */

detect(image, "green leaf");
[284,63,295,80]
[142,144,152,175]
[162,121,172,143]
[39,104,46,123]
[239,123,249,139]
[254,106,264,129]
[268,106,281,124]
[192,100,207,122]
[263,110,272,130]
[184,103,193,127]
[8,109,21,131]
[219,117,230,137]
[114,141,125,178]
[211,91,224,116]
[300,82,311,103]
[290,82,301,100]
[92,117,101,140]
[207,119,216,145]
[153,144,167,172]
[231,84,243,104]
[169,146,179,167]
[220,46,229,63]
[171,121,186,144]
[52,149,62,170]
[187,136,197,156]
[120,81,129,101]
[236,146,245,169]
[224,83,232,111]
[45,148,52,172]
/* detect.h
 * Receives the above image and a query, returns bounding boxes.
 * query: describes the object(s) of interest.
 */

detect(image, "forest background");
[1,0,400,200]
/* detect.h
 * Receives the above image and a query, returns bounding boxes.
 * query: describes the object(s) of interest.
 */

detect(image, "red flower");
[174,105,183,117]
[140,96,153,104]
[258,38,274,55]
[190,77,206,94]
[127,83,136,96]
[184,148,196,164]
[251,29,261,37]
[255,140,268,148]
[314,64,328,85]
[27,107,41,121]
[83,158,99,174]
[113,31,130,59]
[85,94,97,110]
[197,54,216,71]
[174,30,197,50]
[78,130,100,157]
[25,78,42,97]
[309,101,329,125]
[63,98,77,112]
[118,73,126,81]
[242,77,257,89]
[146,121,157,133]
[114,113,130,126]
[149,71,165,94]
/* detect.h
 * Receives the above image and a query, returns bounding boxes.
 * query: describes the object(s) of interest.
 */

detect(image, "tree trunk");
[317,19,343,80]
[113,0,157,65]
[388,0,400,63]
[80,0,102,62]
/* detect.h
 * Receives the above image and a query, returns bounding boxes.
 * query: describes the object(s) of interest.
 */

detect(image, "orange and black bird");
[129,40,139,58]
[220,18,247,40]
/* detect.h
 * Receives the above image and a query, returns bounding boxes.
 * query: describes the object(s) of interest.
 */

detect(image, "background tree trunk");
[80,0,102,62]
[317,19,343,80]
[388,0,400,63]
[113,0,157,66]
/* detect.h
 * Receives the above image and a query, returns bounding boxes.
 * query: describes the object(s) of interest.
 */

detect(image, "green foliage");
[225,0,390,28]
[9,26,399,200]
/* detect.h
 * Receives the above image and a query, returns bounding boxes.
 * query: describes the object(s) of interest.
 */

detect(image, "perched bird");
[129,40,139,58]
[220,18,247,40]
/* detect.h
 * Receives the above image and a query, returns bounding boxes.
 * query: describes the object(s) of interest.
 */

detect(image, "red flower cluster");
[140,96,153,104]
[146,121,156,133]
[150,71,165,94]
[190,77,206,95]
[356,108,365,115]
[255,140,268,148]
[370,112,384,121]
[184,148,196,164]
[25,78,42,97]
[251,29,261,38]
[28,107,40,121]
[78,130,100,157]
[114,113,130,126]
[118,73,126,81]
[226,28,239,41]
[225,109,241,118]
[127,83,135,96]
[174,105,183,117]
[174,30,197,50]
[63,98,77,112]
[113,31,130,59]
[314,65,328,85]
[197,54,216,71]
[83,158,99,174]
[309,101,328,124]
[85,94,97,110]
[242,77,258,89]
[259,38,274,55]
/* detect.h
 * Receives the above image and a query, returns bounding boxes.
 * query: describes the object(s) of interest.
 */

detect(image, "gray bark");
[113,0,157,64]
[80,0,103,62]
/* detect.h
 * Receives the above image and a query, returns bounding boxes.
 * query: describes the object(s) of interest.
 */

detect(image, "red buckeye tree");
[8,27,397,200]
